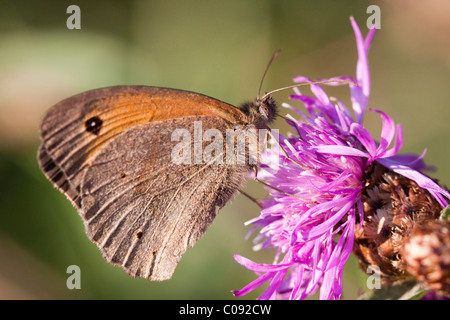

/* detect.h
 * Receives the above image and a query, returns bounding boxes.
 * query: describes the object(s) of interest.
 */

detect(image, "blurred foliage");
[0,0,449,299]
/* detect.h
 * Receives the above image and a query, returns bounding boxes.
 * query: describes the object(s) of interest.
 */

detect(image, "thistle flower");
[233,18,450,300]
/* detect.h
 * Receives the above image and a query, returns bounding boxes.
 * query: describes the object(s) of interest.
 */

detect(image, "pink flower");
[233,18,450,300]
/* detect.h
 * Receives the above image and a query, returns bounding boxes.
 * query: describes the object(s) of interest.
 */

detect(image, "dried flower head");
[354,163,443,280]
[402,219,450,296]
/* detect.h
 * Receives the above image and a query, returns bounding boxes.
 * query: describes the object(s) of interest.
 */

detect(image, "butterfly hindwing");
[80,116,249,280]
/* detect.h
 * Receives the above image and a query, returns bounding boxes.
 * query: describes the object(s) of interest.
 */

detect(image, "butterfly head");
[239,95,277,129]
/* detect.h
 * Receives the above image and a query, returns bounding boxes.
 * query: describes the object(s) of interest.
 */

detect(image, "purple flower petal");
[350,122,377,156]
[382,124,403,158]
[311,144,369,158]
[300,191,360,240]
[233,255,291,272]
[350,17,373,123]
[371,108,396,154]
[233,272,274,297]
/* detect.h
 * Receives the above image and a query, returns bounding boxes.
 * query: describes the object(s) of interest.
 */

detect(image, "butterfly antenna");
[238,189,262,209]
[258,50,282,100]
[261,78,356,101]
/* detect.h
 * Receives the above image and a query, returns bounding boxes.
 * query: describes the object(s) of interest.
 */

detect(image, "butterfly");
[38,85,277,281]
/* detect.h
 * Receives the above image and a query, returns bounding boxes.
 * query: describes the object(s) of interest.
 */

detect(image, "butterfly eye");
[85,116,103,135]
[259,105,268,119]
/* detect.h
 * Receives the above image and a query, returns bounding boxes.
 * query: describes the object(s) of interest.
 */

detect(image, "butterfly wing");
[38,86,247,208]
[80,116,249,280]
[38,144,82,207]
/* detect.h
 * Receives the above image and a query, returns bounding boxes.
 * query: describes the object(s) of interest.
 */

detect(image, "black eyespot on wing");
[85,116,103,135]
[135,229,143,240]
[119,171,127,179]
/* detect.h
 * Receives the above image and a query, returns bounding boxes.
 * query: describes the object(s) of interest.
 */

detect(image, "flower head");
[233,18,450,300]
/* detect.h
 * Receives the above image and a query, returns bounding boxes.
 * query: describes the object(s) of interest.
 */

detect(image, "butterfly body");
[38,85,276,280]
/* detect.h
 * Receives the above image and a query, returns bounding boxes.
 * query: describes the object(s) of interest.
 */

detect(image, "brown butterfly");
[38,85,277,281]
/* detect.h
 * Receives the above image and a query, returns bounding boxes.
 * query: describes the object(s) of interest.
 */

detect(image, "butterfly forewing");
[38,86,247,208]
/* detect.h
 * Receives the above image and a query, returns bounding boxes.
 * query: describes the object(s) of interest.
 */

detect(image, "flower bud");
[402,220,450,297]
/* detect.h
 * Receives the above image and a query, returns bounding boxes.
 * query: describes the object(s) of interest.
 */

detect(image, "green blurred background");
[0,0,449,299]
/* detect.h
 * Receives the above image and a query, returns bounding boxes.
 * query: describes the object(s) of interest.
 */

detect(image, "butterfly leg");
[238,189,262,208]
